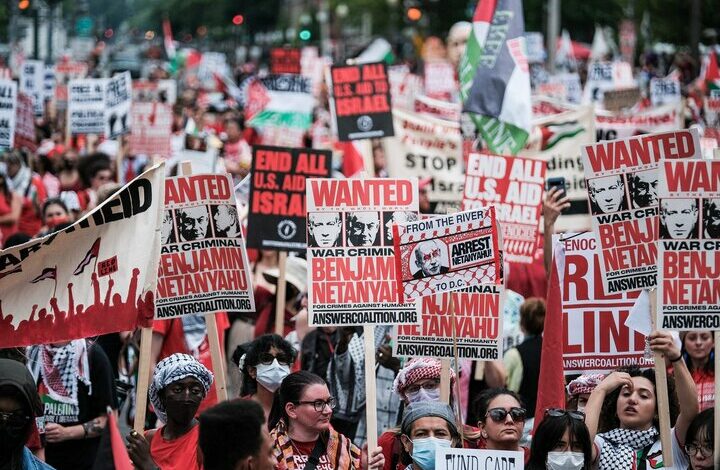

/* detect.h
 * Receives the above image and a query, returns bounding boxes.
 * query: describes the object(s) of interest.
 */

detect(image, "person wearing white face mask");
[527,409,592,470]
[399,402,462,470]
[235,334,297,421]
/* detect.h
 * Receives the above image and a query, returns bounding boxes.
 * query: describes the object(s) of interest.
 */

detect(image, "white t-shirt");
[594,428,689,469]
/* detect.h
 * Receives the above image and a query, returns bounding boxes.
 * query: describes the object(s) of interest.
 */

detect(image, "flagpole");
[52,264,58,299]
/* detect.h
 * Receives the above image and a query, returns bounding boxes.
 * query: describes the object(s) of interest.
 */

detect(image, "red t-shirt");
[148,425,202,470]
[692,369,715,411]
[152,313,230,415]
[17,176,47,237]
[288,439,334,470]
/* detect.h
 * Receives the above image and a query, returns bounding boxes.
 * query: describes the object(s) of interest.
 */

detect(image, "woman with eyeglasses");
[475,388,530,463]
[683,408,713,470]
[235,334,297,420]
[584,330,699,469]
[527,409,592,470]
[268,371,384,469]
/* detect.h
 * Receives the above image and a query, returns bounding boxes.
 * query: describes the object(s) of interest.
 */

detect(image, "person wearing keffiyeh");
[584,330,699,469]
[126,353,213,470]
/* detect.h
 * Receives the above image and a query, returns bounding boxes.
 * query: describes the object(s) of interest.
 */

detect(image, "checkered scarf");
[597,427,658,469]
[566,373,605,396]
[149,353,213,423]
[270,420,361,470]
[393,358,456,401]
[29,340,91,405]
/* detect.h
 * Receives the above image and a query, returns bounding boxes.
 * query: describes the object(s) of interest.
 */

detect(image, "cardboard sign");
[270,47,302,75]
[388,65,422,111]
[595,103,682,142]
[582,61,634,105]
[14,93,36,150]
[129,102,173,157]
[394,284,503,360]
[657,149,720,330]
[603,86,641,112]
[306,178,419,326]
[156,173,255,319]
[414,94,461,122]
[383,108,464,214]
[0,80,17,150]
[105,72,132,139]
[0,166,164,348]
[435,448,524,470]
[393,208,501,302]
[650,77,681,107]
[329,62,394,141]
[247,146,332,251]
[558,233,651,374]
[423,61,457,100]
[20,60,44,116]
[582,129,701,294]
[68,78,105,135]
[463,152,545,263]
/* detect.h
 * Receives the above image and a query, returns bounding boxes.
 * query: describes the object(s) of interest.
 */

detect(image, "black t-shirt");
[40,344,115,470]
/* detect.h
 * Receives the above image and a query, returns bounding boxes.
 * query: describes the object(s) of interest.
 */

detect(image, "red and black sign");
[270,48,302,75]
[247,145,332,251]
[330,62,394,141]
[98,256,118,277]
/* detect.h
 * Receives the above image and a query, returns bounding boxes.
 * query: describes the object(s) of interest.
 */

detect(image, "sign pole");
[650,290,673,467]
[274,251,288,335]
[133,327,153,433]
[440,358,451,404]
[363,324,378,451]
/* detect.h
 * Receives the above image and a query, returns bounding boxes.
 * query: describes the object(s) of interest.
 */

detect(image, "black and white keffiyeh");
[597,427,659,469]
[149,353,213,423]
[29,340,92,405]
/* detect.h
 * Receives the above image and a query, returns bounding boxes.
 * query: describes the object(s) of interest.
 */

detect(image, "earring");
[481,432,488,439]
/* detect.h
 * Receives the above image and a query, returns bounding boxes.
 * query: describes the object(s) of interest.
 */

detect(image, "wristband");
[668,353,683,363]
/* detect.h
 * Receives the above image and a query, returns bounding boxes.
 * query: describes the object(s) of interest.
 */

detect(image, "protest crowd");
[1,1,720,470]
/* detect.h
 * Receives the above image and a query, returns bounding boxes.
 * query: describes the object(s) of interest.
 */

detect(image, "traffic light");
[299,29,311,41]
[406,7,422,21]
[18,0,30,10]
[232,14,244,26]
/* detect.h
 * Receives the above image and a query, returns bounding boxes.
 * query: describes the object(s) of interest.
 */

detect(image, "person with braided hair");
[584,330,699,469]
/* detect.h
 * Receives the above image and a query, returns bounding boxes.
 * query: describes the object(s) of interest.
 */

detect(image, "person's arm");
[44,415,108,442]
[0,193,22,225]
[584,371,633,463]
[542,187,570,276]
[648,330,698,445]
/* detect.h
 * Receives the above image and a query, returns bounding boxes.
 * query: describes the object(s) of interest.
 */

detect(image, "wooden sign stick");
[274,251,288,335]
[650,290,673,467]
[364,324,379,451]
[133,327,153,433]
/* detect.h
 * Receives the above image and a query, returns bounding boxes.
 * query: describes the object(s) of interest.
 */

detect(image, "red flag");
[336,141,365,178]
[73,238,101,275]
[533,241,566,432]
[92,408,133,470]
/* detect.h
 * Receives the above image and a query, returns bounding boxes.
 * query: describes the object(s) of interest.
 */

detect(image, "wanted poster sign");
[20,60,44,116]
[129,102,172,157]
[436,448,524,470]
[0,165,164,348]
[306,178,419,326]
[0,80,17,150]
[247,145,331,251]
[394,284,503,360]
[393,208,501,302]
[156,173,255,319]
[105,72,132,139]
[582,129,701,294]
[384,108,464,214]
[329,62,394,141]
[463,152,545,263]
[657,149,720,330]
[270,47,302,75]
[68,79,105,135]
[14,93,36,150]
[558,233,651,375]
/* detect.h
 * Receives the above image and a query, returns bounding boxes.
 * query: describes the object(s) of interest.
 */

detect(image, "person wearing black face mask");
[0,358,55,470]
[126,353,214,470]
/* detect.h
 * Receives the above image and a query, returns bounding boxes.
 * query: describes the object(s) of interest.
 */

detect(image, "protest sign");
[595,103,682,141]
[20,60,44,116]
[105,72,132,139]
[705,92,720,129]
[0,165,164,348]
[558,232,651,375]
[329,62,394,141]
[133,79,177,105]
[463,152,545,263]
[650,77,681,107]
[0,80,17,150]
[43,65,55,103]
[602,86,641,112]
[520,102,595,232]
[393,207,501,302]
[129,102,173,157]
[306,178,419,326]
[54,60,88,107]
[582,129,701,294]
[155,173,254,319]
[383,108,464,214]
[414,94,461,122]
[247,145,332,251]
[394,284,503,360]
[657,148,720,330]
[582,61,634,106]
[68,78,105,135]
[435,448,524,470]
[270,47,302,75]
[14,93,36,150]
[388,65,422,111]
[423,61,457,100]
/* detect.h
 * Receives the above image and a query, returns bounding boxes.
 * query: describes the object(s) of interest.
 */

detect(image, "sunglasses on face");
[258,352,290,366]
[545,408,585,422]
[485,407,527,423]
[295,397,337,412]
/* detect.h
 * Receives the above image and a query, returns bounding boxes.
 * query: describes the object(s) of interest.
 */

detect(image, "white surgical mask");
[406,387,441,404]
[546,451,584,470]
[255,359,290,393]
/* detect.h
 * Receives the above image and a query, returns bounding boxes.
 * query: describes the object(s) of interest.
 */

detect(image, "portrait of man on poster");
[212,204,241,238]
[660,198,699,240]
[383,211,418,245]
[161,209,176,244]
[176,205,211,241]
[703,198,720,239]
[346,211,381,247]
[628,170,659,208]
[588,174,628,214]
[308,212,342,247]
[412,239,449,279]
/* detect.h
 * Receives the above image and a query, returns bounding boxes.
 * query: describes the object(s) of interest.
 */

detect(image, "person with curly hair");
[584,330,699,469]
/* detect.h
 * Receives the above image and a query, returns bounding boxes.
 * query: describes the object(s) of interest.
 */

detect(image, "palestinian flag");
[73,238,101,275]
[354,38,395,65]
[460,0,531,155]
[31,267,56,284]
[539,120,585,150]
[245,75,315,131]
